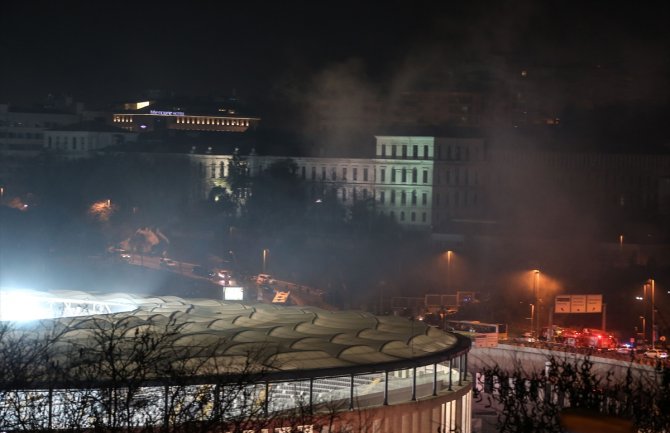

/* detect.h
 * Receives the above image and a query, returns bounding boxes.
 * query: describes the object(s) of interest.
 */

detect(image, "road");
[118,253,331,308]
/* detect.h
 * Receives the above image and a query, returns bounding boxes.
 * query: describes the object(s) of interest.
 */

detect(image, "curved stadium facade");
[0,290,473,432]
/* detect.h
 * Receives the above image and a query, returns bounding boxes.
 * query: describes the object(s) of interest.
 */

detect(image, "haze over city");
[1,2,670,432]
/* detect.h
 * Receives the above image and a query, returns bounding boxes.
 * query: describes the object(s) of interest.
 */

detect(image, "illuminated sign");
[223,286,244,301]
[149,110,185,116]
[272,291,290,304]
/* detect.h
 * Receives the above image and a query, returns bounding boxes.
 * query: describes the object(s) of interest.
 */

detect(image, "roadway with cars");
[110,249,330,307]
[500,339,669,367]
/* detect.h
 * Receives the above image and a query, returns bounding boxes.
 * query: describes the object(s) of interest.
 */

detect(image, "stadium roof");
[2,290,471,386]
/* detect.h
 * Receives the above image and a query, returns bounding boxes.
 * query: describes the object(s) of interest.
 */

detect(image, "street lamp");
[647,279,656,349]
[262,249,269,273]
[530,303,535,338]
[446,250,453,292]
[533,270,541,339]
[639,316,646,342]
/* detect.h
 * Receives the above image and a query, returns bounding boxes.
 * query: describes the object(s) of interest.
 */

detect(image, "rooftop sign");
[149,110,185,116]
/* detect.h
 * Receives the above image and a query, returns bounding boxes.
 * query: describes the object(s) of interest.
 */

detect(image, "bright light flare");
[0,289,137,322]
[0,290,53,322]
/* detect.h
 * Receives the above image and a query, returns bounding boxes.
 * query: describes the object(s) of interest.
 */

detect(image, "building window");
[220,162,225,178]
[424,145,429,158]
[390,210,395,220]
[342,167,347,180]
[353,168,358,181]
[413,145,418,158]
[411,191,417,205]
[379,191,385,204]
[422,192,427,205]
[391,169,396,183]
[380,168,385,182]
[301,166,306,179]
[321,166,326,181]
[331,168,337,181]
[391,145,397,158]
[423,170,428,183]
[402,145,407,158]
[381,144,386,157]
[363,168,368,181]
[391,190,396,204]
[422,212,427,222]
[401,168,406,183]
[411,212,416,222]
[400,211,405,221]
[412,168,417,183]
[401,191,406,205]
[311,166,316,180]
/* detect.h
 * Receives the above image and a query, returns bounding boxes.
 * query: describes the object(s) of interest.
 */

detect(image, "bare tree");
[476,355,670,432]
[0,317,367,432]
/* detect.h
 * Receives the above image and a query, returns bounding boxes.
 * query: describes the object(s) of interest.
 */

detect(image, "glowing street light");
[648,279,656,348]
[638,279,656,348]
[532,270,541,338]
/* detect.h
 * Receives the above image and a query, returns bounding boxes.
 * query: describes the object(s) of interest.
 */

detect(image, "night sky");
[1,1,669,127]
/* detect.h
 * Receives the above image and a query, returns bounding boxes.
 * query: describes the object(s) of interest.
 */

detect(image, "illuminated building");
[192,135,487,232]
[112,100,260,133]
[0,289,473,433]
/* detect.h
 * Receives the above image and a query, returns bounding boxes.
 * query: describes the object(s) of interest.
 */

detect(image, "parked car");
[255,274,275,285]
[644,349,668,359]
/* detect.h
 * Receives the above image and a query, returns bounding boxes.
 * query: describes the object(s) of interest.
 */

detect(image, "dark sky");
[1,1,669,117]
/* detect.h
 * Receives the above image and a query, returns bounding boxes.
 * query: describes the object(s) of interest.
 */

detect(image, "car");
[255,274,275,285]
[119,253,132,262]
[515,333,537,344]
[160,258,178,268]
[615,346,632,354]
[644,349,668,359]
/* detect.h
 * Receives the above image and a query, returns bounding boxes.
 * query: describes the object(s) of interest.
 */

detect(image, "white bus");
[444,320,507,348]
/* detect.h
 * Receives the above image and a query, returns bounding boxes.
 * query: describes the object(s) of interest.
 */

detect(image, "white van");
[256,274,275,285]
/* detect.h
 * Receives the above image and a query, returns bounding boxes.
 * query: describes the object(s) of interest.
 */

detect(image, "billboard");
[555,296,571,313]
[570,295,586,313]
[554,294,602,313]
[223,286,244,301]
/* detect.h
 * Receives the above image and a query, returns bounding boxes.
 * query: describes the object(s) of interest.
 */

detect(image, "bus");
[443,320,507,347]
